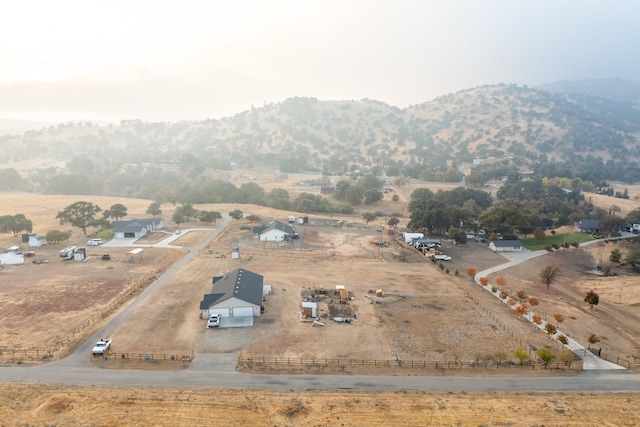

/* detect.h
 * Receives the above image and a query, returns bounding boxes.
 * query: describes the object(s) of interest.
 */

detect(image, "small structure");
[413,238,441,250]
[28,234,46,247]
[231,247,240,259]
[199,268,264,319]
[336,285,348,300]
[111,218,164,239]
[73,247,86,261]
[0,246,24,265]
[297,216,309,225]
[259,221,295,242]
[127,248,144,262]
[403,232,424,244]
[301,301,318,319]
[489,240,523,252]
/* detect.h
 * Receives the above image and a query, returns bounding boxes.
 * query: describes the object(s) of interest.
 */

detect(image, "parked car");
[207,314,220,328]
[433,254,452,261]
[87,238,102,246]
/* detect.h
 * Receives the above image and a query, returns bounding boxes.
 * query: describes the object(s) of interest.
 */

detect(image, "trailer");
[59,246,78,260]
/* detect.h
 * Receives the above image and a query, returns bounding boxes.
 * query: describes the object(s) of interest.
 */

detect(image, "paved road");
[2,224,640,391]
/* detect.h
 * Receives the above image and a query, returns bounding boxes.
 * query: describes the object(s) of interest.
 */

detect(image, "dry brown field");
[2,384,639,426]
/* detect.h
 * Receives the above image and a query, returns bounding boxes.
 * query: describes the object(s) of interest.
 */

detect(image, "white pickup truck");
[92,339,112,355]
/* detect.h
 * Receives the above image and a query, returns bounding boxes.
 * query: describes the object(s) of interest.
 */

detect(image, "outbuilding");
[200,268,264,319]
[0,246,24,265]
[28,234,45,247]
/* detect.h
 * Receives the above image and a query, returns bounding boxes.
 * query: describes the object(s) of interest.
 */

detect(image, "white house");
[200,268,264,319]
[111,218,164,239]
[28,235,45,247]
[489,240,523,252]
[258,221,294,242]
[0,246,24,265]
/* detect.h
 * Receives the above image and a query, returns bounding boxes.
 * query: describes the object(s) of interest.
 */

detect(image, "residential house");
[576,219,599,234]
[489,240,523,252]
[111,218,164,239]
[258,221,295,242]
[199,268,264,319]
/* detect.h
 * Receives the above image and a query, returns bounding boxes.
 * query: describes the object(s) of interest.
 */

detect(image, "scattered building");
[258,221,295,242]
[111,218,164,239]
[0,246,24,265]
[199,268,264,319]
[489,240,523,252]
[28,234,46,247]
[576,219,600,234]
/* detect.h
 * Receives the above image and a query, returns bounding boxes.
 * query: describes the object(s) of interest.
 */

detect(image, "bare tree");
[539,265,560,290]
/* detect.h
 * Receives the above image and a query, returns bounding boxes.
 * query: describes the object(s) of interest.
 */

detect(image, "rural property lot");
[2,194,640,371]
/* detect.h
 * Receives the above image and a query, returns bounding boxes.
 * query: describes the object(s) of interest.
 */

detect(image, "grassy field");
[521,232,596,251]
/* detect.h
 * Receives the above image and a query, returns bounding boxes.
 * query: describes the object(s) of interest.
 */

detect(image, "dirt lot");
[1,384,639,426]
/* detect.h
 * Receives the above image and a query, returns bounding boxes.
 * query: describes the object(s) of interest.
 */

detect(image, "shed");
[28,235,46,247]
[301,301,318,318]
[73,247,86,261]
[403,232,424,243]
[489,240,523,252]
[199,268,264,319]
[336,285,348,300]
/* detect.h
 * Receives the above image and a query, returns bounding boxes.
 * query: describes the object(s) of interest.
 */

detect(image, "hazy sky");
[1,0,638,123]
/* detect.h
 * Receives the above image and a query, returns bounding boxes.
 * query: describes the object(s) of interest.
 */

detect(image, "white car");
[434,254,452,261]
[87,238,102,246]
[207,314,220,328]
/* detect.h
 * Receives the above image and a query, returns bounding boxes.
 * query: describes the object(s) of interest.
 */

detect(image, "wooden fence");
[94,352,192,361]
[238,355,578,371]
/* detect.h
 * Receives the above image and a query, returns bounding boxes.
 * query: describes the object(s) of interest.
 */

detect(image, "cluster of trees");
[334,173,384,205]
[0,214,33,236]
[172,203,223,225]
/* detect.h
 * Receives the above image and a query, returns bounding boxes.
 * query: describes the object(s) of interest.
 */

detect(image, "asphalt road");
[2,222,640,392]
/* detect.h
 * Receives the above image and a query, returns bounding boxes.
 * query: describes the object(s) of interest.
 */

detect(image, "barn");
[200,268,264,319]
[111,218,164,239]
[258,221,294,242]
[489,239,523,252]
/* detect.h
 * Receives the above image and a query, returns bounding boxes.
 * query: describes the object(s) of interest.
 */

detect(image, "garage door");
[210,308,230,317]
[232,307,254,317]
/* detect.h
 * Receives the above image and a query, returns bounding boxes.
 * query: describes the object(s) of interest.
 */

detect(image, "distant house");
[199,268,264,319]
[259,221,294,242]
[28,234,45,247]
[489,240,523,252]
[111,218,164,239]
[576,219,599,234]
[0,245,24,265]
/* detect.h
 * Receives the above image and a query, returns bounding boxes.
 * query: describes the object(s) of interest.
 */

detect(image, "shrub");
[466,267,476,278]
[545,323,557,335]
[491,286,498,293]
[496,277,506,286]
[557,335,568,345]
[552,243,559,250]
[479,277,488,286]
[506,299,516,306]
[528,296,539,306]
[499,291,508,299]
[515,304,528,315]
[544,245,553,252]
[571,242,579,248]
[532,315,542,324]
[454,269,459,276]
